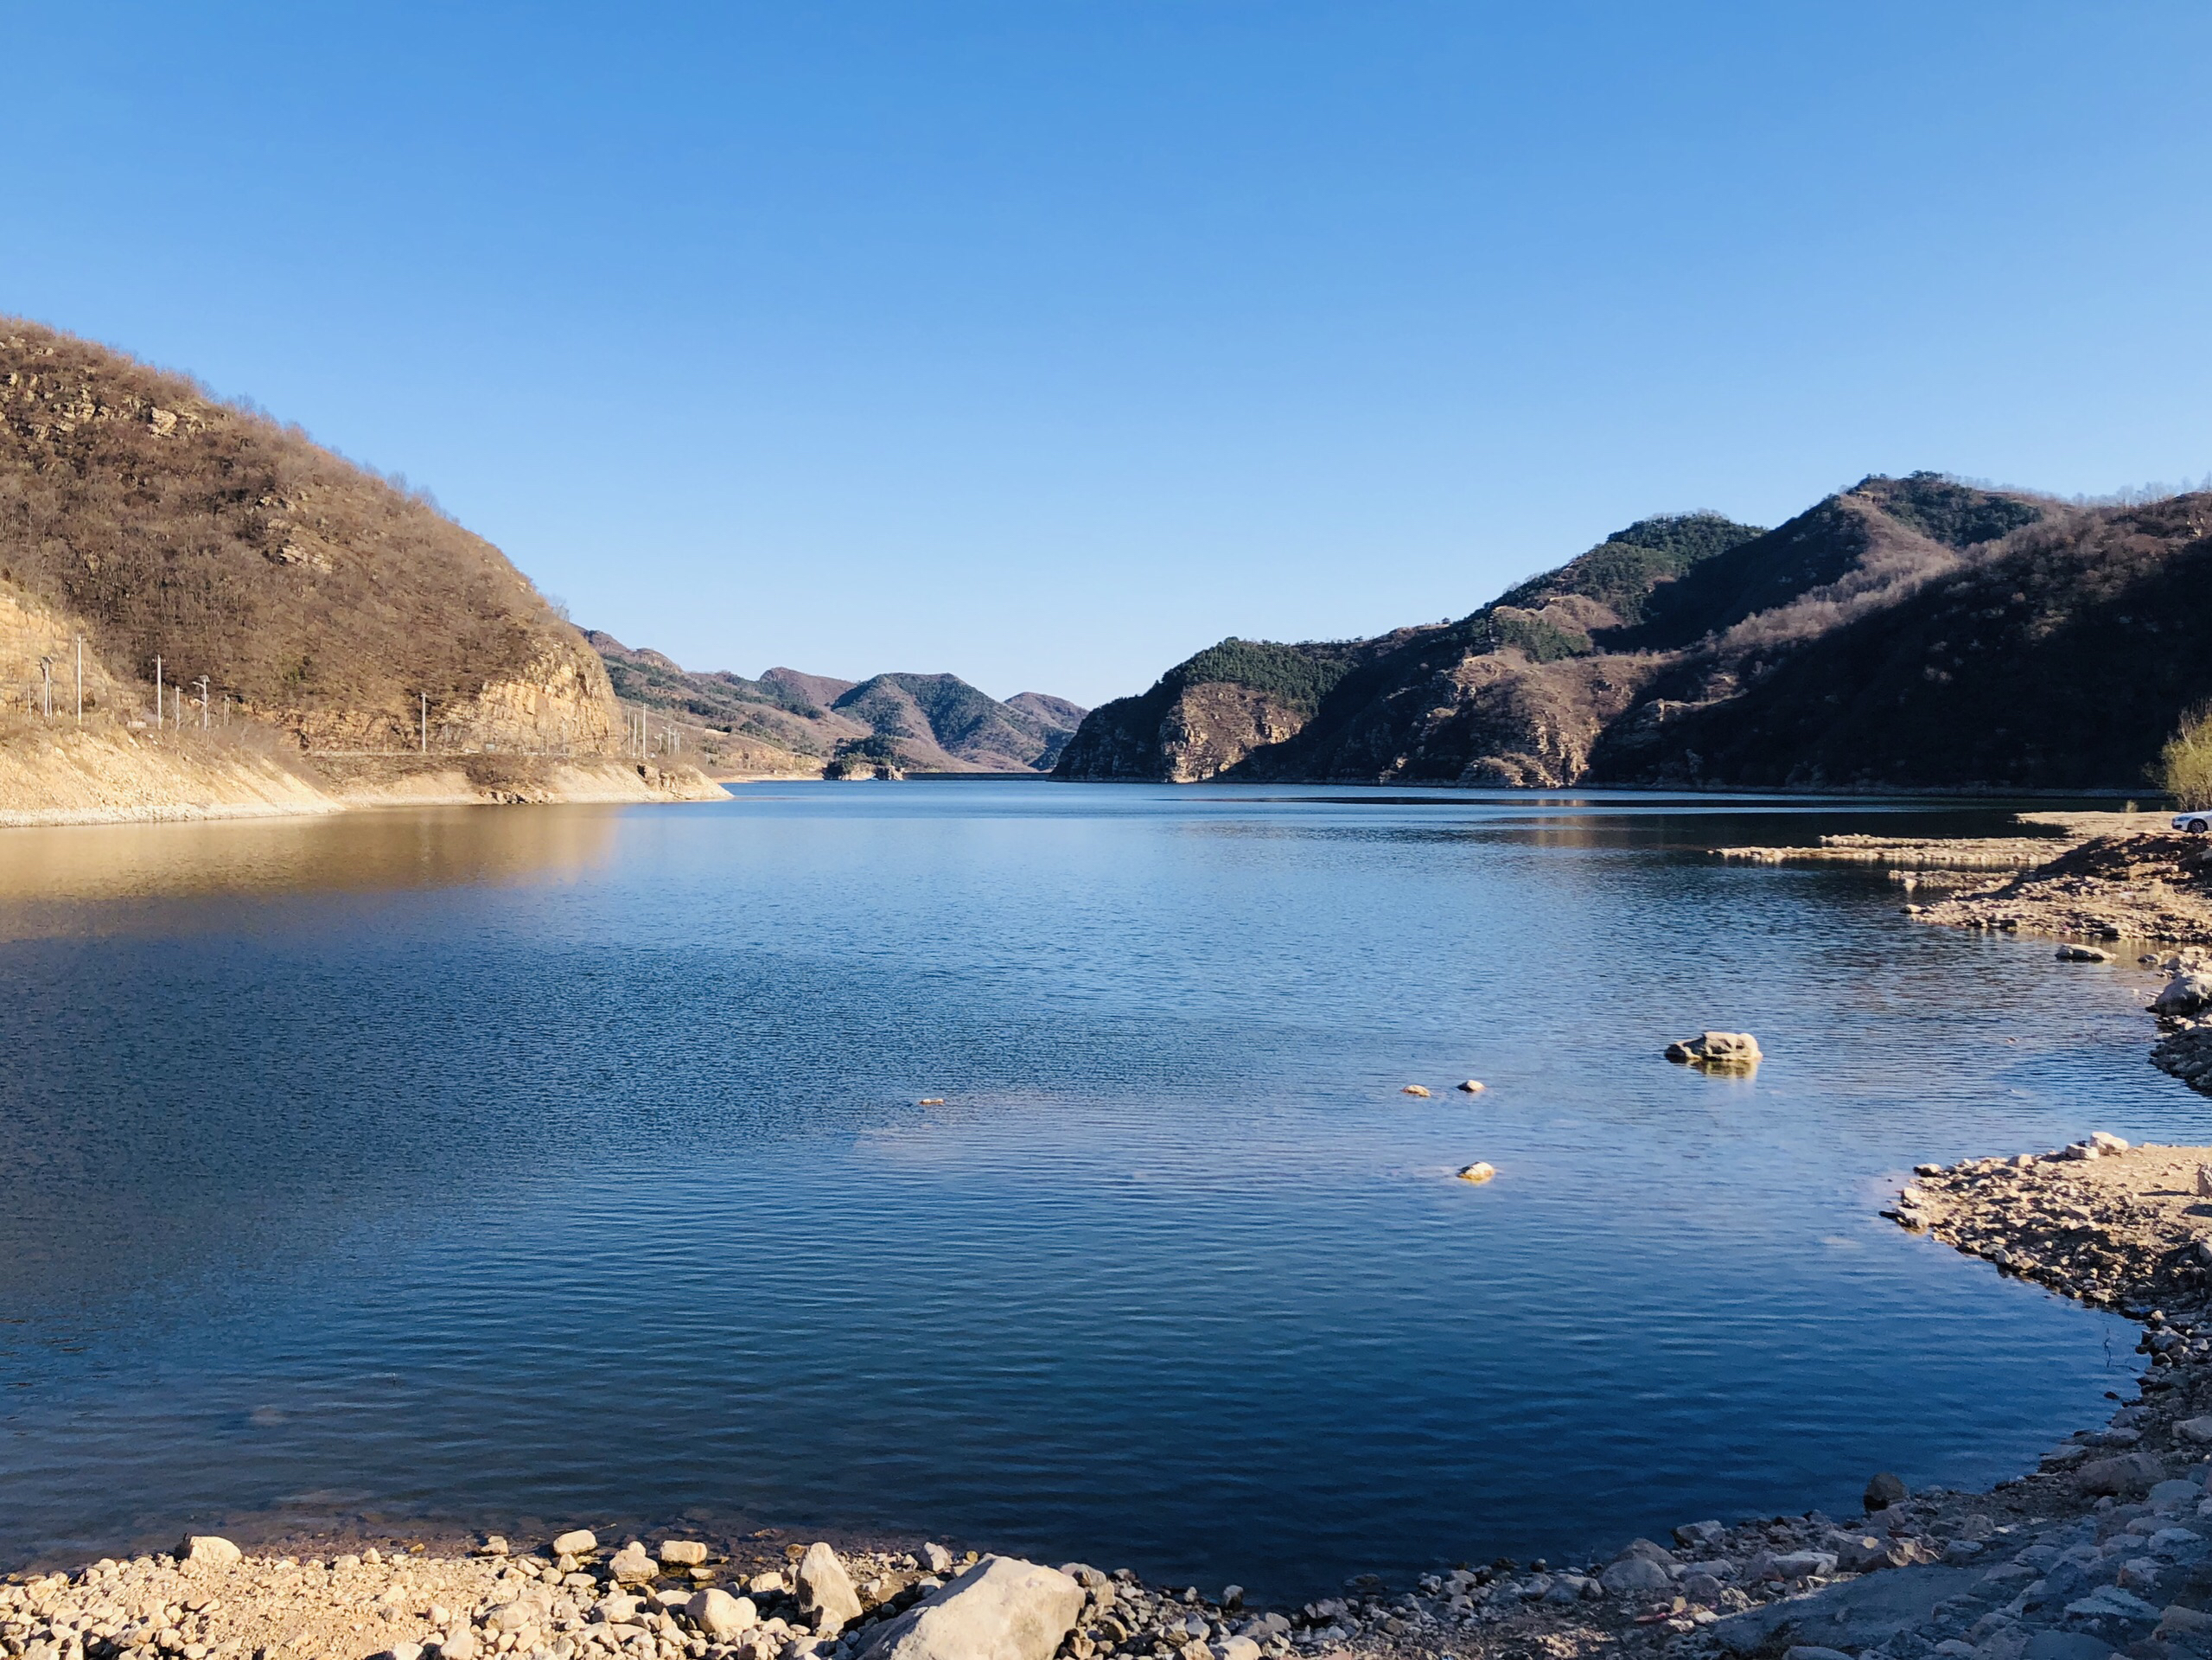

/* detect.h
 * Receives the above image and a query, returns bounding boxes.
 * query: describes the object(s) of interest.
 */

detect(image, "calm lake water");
[0,784,2189,1593]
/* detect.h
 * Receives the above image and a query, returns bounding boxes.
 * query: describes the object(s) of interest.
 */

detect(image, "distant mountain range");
[1057,473,2212,791]
[587,633,1085,774]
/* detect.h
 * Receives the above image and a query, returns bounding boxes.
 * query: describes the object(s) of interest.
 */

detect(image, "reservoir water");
[0,784,2188,1593]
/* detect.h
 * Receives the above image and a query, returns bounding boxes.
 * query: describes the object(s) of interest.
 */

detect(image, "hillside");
[1051,636,1384,782]
[0,318,619,756]
[590,634,1086,773]
[1589,493,2212,788]
[1058,474,2209,791]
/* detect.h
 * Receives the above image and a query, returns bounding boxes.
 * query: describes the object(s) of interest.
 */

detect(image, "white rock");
[609,1543,657,1584]
[746,1571,786,1596]
[2091,1132,2131,1154]
[177,1536,241,1567]
[851,1555,1083,1660]
[1770,1551,1838,1579]
[551,1530,597,1557]
[1456,1081,1486,1094]
[686,1589,758,1639]
[919,1544,953,1576]
[1213,1639,1262,1660]
[1456,1163,1496,1184]
[795,1542,863,1638]
[2156,975,2212,1017]
[659,1541,709,1567]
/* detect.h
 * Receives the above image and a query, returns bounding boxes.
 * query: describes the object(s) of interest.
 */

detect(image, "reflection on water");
[0,785,2183,1593]
[0,807,622,934]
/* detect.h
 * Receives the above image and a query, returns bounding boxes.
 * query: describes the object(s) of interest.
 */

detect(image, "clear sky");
[6,3,2211,707]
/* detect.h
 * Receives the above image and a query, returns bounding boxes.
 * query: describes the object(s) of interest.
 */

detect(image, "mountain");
[1058,474,2212,791]
[0,319,628,757]
[589,635,1086,773]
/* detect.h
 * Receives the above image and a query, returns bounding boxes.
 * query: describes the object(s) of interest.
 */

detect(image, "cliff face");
[1058,476,2183,791]
[0,317,619,756]
[1054,637,1375,782]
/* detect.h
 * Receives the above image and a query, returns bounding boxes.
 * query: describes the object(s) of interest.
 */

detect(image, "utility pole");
[74,635,82,723]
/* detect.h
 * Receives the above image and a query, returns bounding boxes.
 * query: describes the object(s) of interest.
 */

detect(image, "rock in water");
[1665,1031,1763,1070]
[178,1536,241,1566]
[1456,1163,1496,1184]
[686,1590,757,1640]
[1402,1084,1432,1097]
[851,1556,1084,1660]
[1864,1472,1907,1511]
[2056,944,2112,961]
[1456,1080,1486,1093]
[796,1542,864,1638]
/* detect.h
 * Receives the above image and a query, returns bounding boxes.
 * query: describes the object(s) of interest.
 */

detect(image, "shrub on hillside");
[2161,703,2212,810]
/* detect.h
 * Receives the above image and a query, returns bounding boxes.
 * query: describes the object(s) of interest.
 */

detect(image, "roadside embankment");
[0,726,725,827]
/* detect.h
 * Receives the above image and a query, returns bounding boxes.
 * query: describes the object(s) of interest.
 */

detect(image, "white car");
[2176,812,2211,834]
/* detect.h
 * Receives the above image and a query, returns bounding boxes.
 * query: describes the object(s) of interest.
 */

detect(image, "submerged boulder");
[1666,1031,1763,1070]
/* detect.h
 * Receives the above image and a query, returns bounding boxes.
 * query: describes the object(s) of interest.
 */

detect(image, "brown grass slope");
[1589,494,2212,789]
[0,318,616,752]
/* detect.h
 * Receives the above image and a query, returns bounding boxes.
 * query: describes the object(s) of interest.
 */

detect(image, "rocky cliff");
[1059,475,2205,791]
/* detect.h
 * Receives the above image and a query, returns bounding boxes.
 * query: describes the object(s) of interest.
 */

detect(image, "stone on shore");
[551,1529,597,1557]
[851,1555,1083,1660]
[608,1542,657,1583]
[2077,1451,2165,1495]
[2156,974,2212,1016]
[659,1539,709,1566]
[686,1589,757,1639]
[178,1536,242,1567]
[797,1542,864,1637]
[920,1543,953,1575]
[2176,1416,2212,1444]
[1599,1555,1673,1596]
[1666,1031,1763,1069]
[1865,1472,1908,1510]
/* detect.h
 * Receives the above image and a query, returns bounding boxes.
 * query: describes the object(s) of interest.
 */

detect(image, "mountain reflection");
[0,806,623,934]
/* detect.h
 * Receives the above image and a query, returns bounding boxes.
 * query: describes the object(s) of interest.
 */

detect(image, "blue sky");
[6,3,2211,706]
